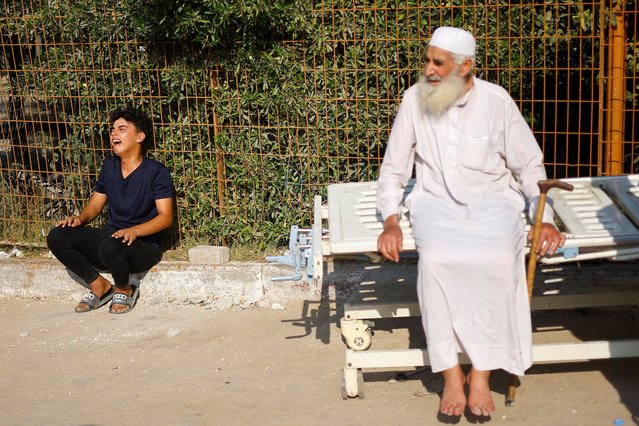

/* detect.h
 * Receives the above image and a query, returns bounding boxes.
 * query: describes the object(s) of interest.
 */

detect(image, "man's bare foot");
[110,285,133,314]
[467,368,496,417]
[439,365,466,416]
[75,275,113,313]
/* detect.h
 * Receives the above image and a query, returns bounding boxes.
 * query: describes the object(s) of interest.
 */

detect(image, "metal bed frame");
[267,175,639,400]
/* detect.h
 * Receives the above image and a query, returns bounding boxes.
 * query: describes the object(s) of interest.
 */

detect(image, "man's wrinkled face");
[418,46,468,116]
[423,46,457,84]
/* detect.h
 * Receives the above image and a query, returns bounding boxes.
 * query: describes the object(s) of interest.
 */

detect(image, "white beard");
[417,72,467,116]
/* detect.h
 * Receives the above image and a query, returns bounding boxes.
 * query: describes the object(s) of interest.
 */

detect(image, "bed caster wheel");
[340,318,373,351]
[341,367,364,399]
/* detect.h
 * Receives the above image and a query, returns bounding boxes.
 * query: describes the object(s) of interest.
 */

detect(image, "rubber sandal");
[109,286,140,314]
[75,287,114,313]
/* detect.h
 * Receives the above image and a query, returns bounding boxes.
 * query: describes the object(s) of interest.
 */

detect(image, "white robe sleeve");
[376,91,417,221]
[503,99,555,224]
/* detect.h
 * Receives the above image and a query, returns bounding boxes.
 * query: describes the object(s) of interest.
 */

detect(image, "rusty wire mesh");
[0,1,637,248]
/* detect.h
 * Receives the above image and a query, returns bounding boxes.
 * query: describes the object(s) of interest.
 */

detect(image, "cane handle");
[538,179,574,195]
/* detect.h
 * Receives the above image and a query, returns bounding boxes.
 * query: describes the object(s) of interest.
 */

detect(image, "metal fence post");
[604,0,627,175]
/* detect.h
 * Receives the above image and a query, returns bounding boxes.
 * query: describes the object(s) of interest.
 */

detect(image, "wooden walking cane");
[505,179,573,407]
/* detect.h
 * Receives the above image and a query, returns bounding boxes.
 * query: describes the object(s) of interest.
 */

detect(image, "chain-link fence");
[1,1,637,248]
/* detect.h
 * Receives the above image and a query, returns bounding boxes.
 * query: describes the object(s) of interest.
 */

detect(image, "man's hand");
[56,193,106,229]
[112,227,141,246]
[377,215,403,262]
[57,215,82,228]
[528,222,566,257]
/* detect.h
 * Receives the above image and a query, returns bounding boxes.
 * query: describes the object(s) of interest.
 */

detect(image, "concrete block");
[188,245,229,265]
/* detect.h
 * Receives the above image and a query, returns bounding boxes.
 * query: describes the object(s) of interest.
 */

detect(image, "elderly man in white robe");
[376,27,566,418]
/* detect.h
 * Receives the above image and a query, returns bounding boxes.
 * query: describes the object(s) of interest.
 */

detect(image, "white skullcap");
[428,27,476,57]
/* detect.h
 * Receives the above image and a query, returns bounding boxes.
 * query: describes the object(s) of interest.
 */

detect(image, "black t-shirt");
[94,156,174,245]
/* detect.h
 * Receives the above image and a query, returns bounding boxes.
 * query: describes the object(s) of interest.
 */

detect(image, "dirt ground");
[0,295,638,426]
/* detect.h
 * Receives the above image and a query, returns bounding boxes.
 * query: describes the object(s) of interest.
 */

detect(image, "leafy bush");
[0,0,637,248]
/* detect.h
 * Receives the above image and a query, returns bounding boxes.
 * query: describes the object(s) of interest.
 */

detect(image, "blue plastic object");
[265,225,315,282]
[555,246,579,259]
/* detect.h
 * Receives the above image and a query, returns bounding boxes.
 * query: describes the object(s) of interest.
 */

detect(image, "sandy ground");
[0,295,638,426]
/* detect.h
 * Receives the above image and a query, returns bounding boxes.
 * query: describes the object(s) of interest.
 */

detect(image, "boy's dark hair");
[109,108,153,146]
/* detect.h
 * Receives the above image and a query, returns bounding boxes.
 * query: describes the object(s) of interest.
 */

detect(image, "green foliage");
[124,0,311,55]
[1,1,638,247]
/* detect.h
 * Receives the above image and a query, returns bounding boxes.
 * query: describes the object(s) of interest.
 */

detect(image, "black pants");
[47,226,162,289]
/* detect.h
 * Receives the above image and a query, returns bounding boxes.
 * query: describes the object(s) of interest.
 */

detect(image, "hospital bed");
[267,175,639,400]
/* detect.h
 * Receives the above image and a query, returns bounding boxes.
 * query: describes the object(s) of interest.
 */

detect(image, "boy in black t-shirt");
[47,108,174,314]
